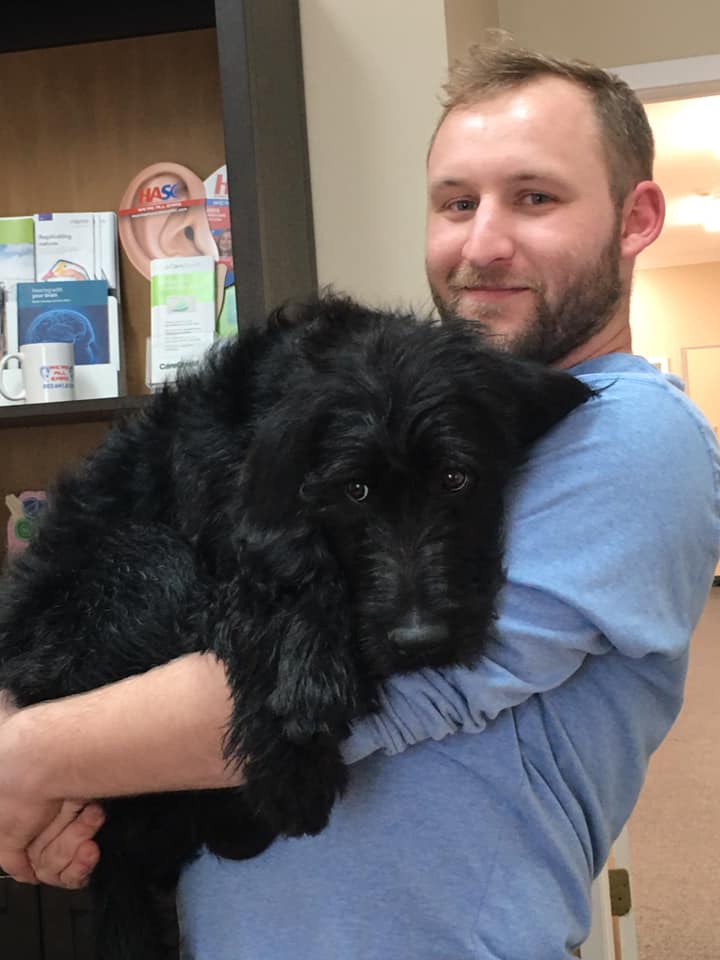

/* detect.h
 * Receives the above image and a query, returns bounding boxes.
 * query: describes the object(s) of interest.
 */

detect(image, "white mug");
[0,342,76,404]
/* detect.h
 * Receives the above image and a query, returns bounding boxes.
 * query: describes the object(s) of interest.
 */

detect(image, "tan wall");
[631,261,720,378]
[498,0,720,67]
[633,262,720,581]
[298,0,447,310]
[444,0,499,63]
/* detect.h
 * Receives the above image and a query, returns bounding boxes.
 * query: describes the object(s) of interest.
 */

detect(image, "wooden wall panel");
[0,880,42,958]
[1,421,112,565]
[41,887,96,960]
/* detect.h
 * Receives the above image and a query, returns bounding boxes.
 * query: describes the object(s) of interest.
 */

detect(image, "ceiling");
[637,94,720,270]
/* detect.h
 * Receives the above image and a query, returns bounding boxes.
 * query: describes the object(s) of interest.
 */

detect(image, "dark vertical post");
[214,0,317,327]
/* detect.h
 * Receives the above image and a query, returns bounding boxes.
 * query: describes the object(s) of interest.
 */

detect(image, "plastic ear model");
[118,162,218,280]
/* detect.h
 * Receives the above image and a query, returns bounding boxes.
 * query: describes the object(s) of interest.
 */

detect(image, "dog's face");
[239,299,594,679]
[297,386,508,677]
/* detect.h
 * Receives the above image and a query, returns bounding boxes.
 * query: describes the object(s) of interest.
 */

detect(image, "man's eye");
[521,192,553,206]
[345,481,370,503]
[447,198,478,213]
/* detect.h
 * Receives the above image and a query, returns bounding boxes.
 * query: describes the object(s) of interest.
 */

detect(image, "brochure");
[150,256,216,385]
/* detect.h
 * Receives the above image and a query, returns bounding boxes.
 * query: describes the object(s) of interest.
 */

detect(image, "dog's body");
[0,297,593,958]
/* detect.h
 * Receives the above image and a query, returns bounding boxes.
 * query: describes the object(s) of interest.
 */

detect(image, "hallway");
[629,587,720,958]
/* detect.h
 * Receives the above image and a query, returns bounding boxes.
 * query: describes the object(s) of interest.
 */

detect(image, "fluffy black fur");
[0,296,594,959]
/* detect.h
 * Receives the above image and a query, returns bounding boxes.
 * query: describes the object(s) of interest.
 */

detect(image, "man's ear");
[620,180,665,261]
[118,162,217,279]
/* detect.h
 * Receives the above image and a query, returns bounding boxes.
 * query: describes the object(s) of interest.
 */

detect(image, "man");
[1,41,719,958]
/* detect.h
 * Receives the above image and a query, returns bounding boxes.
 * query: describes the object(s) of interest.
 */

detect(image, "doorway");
[616,54,720,960]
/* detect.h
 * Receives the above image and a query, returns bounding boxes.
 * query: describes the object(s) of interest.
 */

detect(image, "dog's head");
[236,297,594,677]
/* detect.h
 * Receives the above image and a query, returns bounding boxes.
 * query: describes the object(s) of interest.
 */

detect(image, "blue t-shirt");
[177,353,720,959]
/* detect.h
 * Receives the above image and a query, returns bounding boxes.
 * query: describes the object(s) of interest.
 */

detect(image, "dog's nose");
[388,612,448,651]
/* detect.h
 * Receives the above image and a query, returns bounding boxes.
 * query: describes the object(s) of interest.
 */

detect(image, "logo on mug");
[40,364,73,389]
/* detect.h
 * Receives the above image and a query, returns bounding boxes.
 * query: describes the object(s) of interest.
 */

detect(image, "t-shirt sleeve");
[343,373,720,764]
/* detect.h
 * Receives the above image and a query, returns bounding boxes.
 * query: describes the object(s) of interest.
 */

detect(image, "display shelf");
[0,395,149,429]
[0,0,216,53]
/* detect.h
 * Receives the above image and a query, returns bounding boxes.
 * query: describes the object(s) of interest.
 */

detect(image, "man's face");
[426,77,626,365]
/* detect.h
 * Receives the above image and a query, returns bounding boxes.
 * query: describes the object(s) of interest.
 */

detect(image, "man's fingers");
[57,838,100,890]
[28,801,105,886]
[0,850,38,885]
[27,799,87,857]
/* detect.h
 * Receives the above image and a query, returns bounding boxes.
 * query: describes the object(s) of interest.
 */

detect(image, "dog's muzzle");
[388,610,449,653]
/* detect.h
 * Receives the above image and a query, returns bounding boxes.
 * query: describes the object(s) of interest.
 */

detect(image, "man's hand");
[0,700,104,887]
[0,655,240,888]
[26,800,104,889]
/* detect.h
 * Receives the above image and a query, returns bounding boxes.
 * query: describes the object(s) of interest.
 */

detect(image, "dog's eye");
[345,481,370,503]
[441,469,468,493]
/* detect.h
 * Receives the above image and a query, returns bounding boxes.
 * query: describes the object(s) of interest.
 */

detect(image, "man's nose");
[460,202,515,268]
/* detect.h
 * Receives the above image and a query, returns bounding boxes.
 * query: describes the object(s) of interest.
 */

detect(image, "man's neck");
[554,307,632,371]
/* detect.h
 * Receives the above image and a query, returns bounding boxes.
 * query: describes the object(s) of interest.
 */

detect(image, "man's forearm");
[6,653,243,801]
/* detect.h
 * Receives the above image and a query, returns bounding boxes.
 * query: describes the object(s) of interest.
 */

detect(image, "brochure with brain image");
[16,280,110,365]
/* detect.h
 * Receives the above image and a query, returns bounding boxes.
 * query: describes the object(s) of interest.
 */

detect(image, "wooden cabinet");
[0,1,315,955]
[0,881,42,958]
[2,881,95,959]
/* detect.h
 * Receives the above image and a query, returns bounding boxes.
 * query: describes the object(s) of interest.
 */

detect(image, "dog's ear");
[476,352,596,448]
[265,299,317,331]
[265,292,374,342]
[239,390,325,530]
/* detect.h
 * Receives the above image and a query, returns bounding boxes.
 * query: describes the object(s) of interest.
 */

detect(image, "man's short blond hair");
[433,35,654,206]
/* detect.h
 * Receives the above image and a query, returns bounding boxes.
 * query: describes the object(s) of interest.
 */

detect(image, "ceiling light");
[703,197,720,232]
[665,192,720,232]
[659,96,720,154]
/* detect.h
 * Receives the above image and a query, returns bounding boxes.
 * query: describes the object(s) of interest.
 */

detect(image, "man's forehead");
[433,78,597,142]
[457,75,593,117]
[428,79,604,178]
[428,169,574,193]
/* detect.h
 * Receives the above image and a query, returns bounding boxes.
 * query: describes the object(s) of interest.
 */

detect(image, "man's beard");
[429,224,623,365]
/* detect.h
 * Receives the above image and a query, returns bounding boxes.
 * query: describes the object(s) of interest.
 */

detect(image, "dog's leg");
[210,576,359,838]
[193,788,279,861]
[236,720,349,837]
[91,848,169,960]
[88,793,209,960]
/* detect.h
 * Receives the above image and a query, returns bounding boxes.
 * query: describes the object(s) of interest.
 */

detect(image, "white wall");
[631,262,720,376]
[298,0,448,311]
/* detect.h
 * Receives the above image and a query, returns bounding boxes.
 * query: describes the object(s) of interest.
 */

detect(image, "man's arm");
[344,368,720,763]
[0,652,241,883]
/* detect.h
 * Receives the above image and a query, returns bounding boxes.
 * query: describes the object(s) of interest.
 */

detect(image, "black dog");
[0,296,593,958]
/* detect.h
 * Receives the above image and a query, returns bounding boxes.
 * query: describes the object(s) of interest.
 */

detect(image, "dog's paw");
[243,740,347,837]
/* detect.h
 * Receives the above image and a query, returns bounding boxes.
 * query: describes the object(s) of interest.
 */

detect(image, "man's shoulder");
[550,352,717,464]
[513,352,719,527]
[571,353,706,431]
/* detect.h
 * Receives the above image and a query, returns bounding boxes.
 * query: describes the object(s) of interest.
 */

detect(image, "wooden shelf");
[0,0,216,53]
[0,395,149,429]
